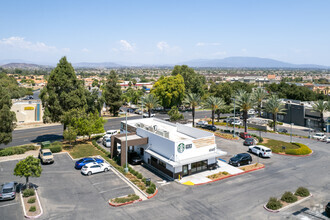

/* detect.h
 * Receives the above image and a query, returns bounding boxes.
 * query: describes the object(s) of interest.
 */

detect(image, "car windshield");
[2,188,13,193]
[82,165,88,169]
[234,154,244,159]
[77,159,84,163]
[43,152,52,156]
[246,138,253,141]
[266,150,271,152]
[106,139,111,142]
[118,146,121,150]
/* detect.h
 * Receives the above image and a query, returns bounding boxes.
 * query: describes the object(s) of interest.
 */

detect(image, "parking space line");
[0,202,18,208]
[98,185,131,194]
[92,179,115,186]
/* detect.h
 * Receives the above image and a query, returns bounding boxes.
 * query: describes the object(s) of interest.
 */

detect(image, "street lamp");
[231,97,236,137]
[226,116,229,130]
[119,112,128,173]
[141,96,144,119]
[290,123,294,143]
[308,119,311,139]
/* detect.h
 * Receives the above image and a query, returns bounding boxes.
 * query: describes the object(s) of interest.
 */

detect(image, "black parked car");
[128,152,143,165]
[326,202,330,217]
[228,153,252,167]
[277,128,288,133]
[243,138,255,146]
[201,124,217,131]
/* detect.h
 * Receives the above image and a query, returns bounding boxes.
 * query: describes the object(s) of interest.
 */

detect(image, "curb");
[147,188,158,199]
[20,188,43,219]
[194,164,265,186]
[109,198,142,207]
[263,194,313,213]
[272,150,313,157]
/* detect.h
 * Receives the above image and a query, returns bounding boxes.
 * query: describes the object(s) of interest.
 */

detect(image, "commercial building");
[111,118,227,179]
[11,100,43,123]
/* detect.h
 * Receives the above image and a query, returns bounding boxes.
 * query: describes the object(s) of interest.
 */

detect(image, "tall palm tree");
[204,96,225,126]
[312,100,328,131]
[183,93,201,127]
[235,90,256,132]
[253,88,268,117]
[264,95,286,131]
[143,94,160,118]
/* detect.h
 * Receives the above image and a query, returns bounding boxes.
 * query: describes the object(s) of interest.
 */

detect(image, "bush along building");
[110,118,227,179]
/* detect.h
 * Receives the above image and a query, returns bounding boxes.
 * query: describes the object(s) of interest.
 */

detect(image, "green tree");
[264,95,286,131]
[0,87,17,145]
[85,89,104,116]
[40,57,87,128]
[171,65,206,96]
[103,70,122,116]
[63,126,77,145]
[183,93,201,127]
[143,94,160,118]
[235,91,256,132]
[92,79,99,87]
[312,100,328,131]
[253,88,268,117]
[14,156,42,187]
[204,96,224,126]
[168,106,184,121]
[152,75,185,109]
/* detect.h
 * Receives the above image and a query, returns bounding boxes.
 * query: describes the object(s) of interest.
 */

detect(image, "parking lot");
[0,153,134,220]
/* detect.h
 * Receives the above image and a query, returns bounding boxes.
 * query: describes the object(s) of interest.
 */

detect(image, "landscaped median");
[109,194,142,207]
[261,138,312,156]
[20,187,43,218]
[264,187,312,213]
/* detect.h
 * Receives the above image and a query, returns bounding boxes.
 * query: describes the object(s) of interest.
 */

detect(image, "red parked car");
[239,132,251,139]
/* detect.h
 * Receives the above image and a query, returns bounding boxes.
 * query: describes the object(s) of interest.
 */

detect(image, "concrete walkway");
[177,160,243,185]
[0,146,39,162]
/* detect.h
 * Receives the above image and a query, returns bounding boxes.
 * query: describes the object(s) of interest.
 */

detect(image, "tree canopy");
[0,87,17,145]
[152,74,185,109]
[14,156,42,187]
[103,70,122,116]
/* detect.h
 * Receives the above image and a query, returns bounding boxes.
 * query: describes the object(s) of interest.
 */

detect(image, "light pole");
[290,123,294,143]
[119,112,128,173]
[141,97,144,119]
[308,119,311,139]
[226,116,229,130]
[231,97,236,137]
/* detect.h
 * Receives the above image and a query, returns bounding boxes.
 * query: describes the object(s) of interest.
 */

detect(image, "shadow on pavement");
[31,134,63,143]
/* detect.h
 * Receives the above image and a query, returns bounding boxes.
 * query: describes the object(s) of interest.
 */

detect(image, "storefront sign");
[209,147,216,152]
[186,144,192,149]
[24,106,34,110]
[177,143,185,153]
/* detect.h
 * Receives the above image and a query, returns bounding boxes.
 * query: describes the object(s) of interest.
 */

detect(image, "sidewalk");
[176,160,243,185]
[0,145,40,162]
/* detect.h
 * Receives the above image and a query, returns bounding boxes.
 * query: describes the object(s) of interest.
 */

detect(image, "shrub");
[23,188,35,197]
[29,206,36,212]
[142,178,146,184]
[113,194,139,203]
[27,197,36,203]
[222,171,229,175]
[150,183,156,189]
[146,186,155,194]
[0,145,36,157]
[266,197,282,210]
[281,191,298,203]
[47,145,62,153]
[285,143,312,155]
[137,173,143,179]
[295,187,310,197]
[251,134,263,143]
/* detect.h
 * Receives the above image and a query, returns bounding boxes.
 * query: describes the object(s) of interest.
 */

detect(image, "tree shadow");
[30,134,63,143]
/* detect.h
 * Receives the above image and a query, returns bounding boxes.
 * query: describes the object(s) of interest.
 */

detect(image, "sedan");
[228,153,252,167]
[231,120,242,126]
[201,124,217,131]
[81,162,110,176]
[129,152,143,165]
[277,128,288,133]
[243,138,256,146]
[143,113,155,118]
[313,133,326,140]
[75,157,104,169]
[326,137,330,143]
[102,137,111,148]
[0,182,17,201]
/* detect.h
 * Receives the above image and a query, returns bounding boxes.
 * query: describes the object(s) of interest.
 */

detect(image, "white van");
[248,145,272,158]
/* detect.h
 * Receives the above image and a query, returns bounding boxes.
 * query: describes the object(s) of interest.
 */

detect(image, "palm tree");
[312,100,328,131]
[204,96,225,126]
[253,88,268,117]
[264,95,286,131]
[183,93,201,127]
[235,90,256,132]
[143,94,160,118]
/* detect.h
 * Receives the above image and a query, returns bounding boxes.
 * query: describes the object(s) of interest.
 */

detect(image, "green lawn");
[64,143,102,159]
[262,139,299,152]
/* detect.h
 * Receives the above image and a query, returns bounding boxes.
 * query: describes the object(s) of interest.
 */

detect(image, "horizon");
[1,1,330,66]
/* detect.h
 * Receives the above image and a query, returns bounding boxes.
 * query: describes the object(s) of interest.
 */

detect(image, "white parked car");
[106,130,118,136]
[196,121,208,126]
[81,162,111,176]
[231,120,242,126]
[102,137,111,148]
[325,137,330,143]
[249,145,272,158]
[143,113,155,118]
[313,133,326,140]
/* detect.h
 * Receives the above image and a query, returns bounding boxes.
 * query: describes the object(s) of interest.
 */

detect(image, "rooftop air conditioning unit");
[135,123,141,128]
[156,130,163,136]
[146,126,154,132]
[140,123,145,128]
[163,131,169,138]
[153,125,158,131]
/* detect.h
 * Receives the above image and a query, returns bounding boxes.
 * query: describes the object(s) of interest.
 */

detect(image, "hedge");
[285,143,312,155]
[0,145,37,157]
[281,191,298,203]
[113,194,139,203]
[266,197,282,210]
[294,187,310,197]
[23,188,35,197]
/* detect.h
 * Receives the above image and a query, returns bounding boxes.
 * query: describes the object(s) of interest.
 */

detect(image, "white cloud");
[0,36,57,52]
[196,42,221,47]
[119,40,134,51]
[157,41,169,51]
[81,48,89,52]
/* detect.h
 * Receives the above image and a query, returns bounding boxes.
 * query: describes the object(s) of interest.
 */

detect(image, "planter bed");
[264,194,313,213]
[239,163,264,172]
[109,194,142,207]
[20,188,43,218]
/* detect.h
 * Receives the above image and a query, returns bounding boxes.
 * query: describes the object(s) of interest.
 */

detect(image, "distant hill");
[179,57,329,69]
[1,63,49,70]
[73,62,122,68]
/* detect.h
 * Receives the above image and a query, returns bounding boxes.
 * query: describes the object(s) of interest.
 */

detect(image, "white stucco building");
[111,118,227,179]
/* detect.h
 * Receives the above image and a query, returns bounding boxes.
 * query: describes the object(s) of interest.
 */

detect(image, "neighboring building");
[119,81,153,92]
[111,118,227,179]
[11,100,43,123]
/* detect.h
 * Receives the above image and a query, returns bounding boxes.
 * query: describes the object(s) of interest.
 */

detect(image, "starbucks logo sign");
[177,143,185,153]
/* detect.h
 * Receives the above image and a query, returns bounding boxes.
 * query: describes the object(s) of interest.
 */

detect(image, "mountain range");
[0,57,329,69]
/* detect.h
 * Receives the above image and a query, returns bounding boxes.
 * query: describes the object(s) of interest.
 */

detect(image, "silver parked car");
[0,182,17,200]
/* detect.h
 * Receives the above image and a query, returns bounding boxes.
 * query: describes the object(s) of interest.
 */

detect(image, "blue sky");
[1,0,330,65]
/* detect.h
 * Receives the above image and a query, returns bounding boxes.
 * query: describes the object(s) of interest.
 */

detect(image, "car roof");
[84,162,98,167]
[236,153,250,156]
[41,149,52,153]
[2,182,15,189]
[253,145,270,150]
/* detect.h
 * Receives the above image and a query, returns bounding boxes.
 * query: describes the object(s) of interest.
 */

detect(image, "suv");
[196,121,208,126]
[249,145,272,158]
[239,132,251,139]
[39,149,54,164]
[244,138,256,146]
[228,153,252,167]
[0,182,17,200]
[102,137,111,148]
[313,133,326,140]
